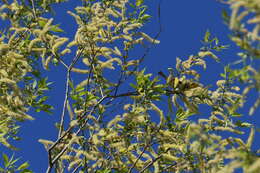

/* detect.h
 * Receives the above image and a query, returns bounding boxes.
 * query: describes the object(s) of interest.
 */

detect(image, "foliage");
[0,0,260,172]
[0,152,32,173]
[223,0,260,115]
[0,0,56,149]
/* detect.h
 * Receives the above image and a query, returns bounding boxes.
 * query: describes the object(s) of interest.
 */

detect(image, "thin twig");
[139,155,162,173]
[50,142,70,165]
[162,162,178,171]
[47,49,84,173]
[110,91,138,98]
[58,69,71,137]
[72,164,81,173]
[58,49,83,138]
[128,144,149,173]
[29,0,37,19]
[46,122,77,173]
[83,44,103,112]
[58,58,69,69]
[47,0,163,171]
[75,95,107,135]
[119,0,163,84]
[46,95,108,173]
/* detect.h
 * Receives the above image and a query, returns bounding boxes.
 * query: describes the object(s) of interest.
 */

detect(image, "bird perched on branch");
[158,70,200,91]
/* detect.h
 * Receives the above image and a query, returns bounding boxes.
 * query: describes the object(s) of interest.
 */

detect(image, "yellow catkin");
[107,115,121,128]
[113,46,122,56]
[43,56,52,70]
[67,102,74,120]
[139,32,160,44]
[8,31,17,45]
[0,78,16,84]
[40,18,53,39]
[0,44,9,55]
[38,139,54,145]
[150,103,164,126]
[246,128,255,148]
[106,8,120,18]
[51,37,68,54]
[92,134,100,145]
[162,153,178,161]
[68,159,81,171]
[60,48,71,55]
[71,68,89,74]
[123,23,142,34]
[31,48,46,53]
[110,141,125,148]
[100,58,122,70]
[67,41,77,47]
[121,34,133,41]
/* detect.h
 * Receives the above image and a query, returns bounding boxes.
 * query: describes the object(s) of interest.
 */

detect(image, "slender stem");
[46,1,163,171]
[139,155,162,173]
[58,49,83,138]
[47,90,135,165]
[46,95,108,172]
[29,0,37,19]
[47,49,83,173]
[72,164,81,173]
[58,68,71,138]
[128,144,149,173]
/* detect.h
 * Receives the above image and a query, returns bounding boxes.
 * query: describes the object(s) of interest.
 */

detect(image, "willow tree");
[0,0,260,172]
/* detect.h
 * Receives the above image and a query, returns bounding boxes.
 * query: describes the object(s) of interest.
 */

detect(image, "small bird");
[158,71,167,79]
[158,70,200,91]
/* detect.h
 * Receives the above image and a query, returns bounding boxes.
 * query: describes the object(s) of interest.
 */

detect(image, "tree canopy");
[0,0,260,172]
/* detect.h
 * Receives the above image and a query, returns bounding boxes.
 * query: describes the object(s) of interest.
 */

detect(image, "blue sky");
[1,0,260,172]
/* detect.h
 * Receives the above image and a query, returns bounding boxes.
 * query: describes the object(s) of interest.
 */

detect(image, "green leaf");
[71,94,79,100]
[235,121,252,128]
[231,112,241,117]
[221,9,230,24]
[68,80,74,89]
[35,108,41,112]
[2,153,9,168]
[20,169,33,173]
[50,24,64,33]
[130,83,137,89]
[129,3,136,8]
[38,96,48,103]
[203,30,210,43]
[141,14,151,21]
[17,162,30,170]
[96,169,111,173]
[79,90,88,96]
[38,20,47,27]
[136,0,144,7]
[9,156,19,166]
[76,87,84,92]
[31,70,41,78]
[139,7,147,17]
[32,80,37,89]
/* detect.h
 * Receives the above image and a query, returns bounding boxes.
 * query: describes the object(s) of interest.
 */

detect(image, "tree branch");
[46,95,108,173]
[58,49,84,138]
[139,154,162,173]
[128,144,150,173]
